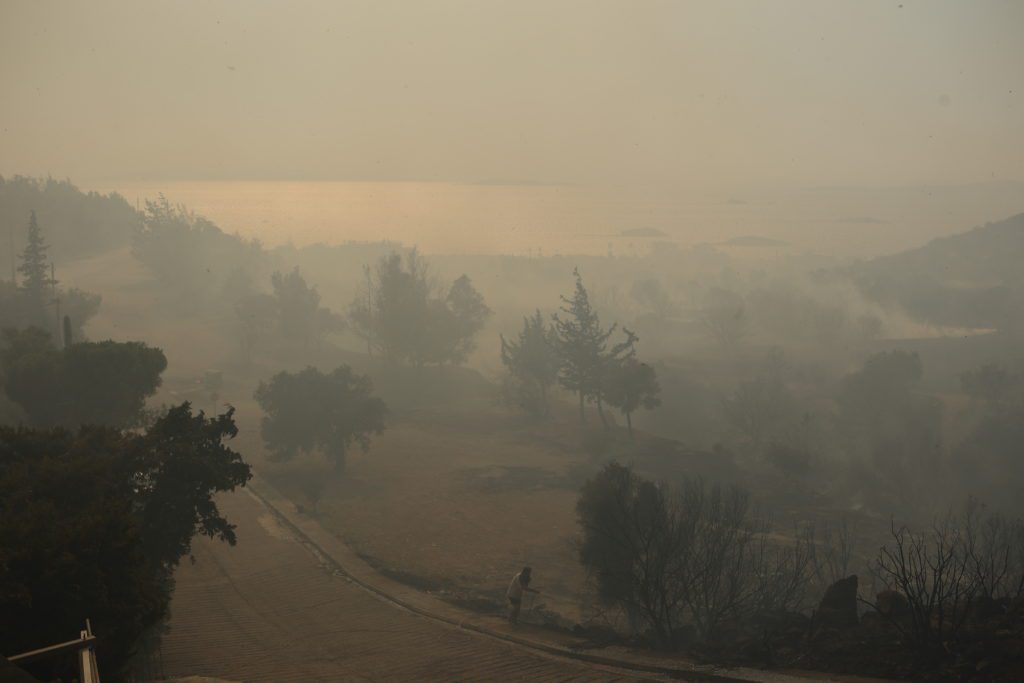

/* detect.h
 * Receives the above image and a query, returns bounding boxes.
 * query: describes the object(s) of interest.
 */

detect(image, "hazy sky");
[1,0,1021,189]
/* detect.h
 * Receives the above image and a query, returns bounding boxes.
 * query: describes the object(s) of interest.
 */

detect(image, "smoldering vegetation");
[3,174,1024,680]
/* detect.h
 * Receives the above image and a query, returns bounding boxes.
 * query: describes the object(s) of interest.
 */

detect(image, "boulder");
[816,575,859,629]
[875,589,911,621]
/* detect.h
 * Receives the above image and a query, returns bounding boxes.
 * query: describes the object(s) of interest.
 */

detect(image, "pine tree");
[18,210,56,304]
[553,269,622,423]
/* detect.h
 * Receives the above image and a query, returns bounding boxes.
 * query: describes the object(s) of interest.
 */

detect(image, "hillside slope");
[850,212,1024,329]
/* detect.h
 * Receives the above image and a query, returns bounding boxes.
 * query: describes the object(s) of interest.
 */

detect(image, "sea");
[82,180,1024,258]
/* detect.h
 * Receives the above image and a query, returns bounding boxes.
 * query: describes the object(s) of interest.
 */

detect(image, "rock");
[816,575,859,629]
[859,610,883,629]
[876,589,911,620]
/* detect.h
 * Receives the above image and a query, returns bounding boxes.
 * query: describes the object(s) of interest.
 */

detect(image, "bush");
[576,462,813,649]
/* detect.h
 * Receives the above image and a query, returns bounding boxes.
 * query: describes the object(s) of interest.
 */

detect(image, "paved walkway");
[161,481,886,682]
[160,487,659,682]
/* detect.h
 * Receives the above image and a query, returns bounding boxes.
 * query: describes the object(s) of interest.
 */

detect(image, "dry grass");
[267,406,598,623]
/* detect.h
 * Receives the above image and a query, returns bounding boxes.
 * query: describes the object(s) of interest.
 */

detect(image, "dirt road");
[159,489,653,682]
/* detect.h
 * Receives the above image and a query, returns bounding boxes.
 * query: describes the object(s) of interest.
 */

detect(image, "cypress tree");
[18,210,56,304]
[553,269,639,426]
[553,269,615,423]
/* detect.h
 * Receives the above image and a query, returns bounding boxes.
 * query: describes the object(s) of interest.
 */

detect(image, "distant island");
[619,227,668,237]
[719,235,789,247]
[836,216,885,224]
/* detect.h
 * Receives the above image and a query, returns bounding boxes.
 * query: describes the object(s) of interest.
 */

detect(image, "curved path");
[159,488,657,682]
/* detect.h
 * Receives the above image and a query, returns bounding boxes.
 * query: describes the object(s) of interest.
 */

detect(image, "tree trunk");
[596,397,608,429]
[626,411,633,438]
[578,391,586,423]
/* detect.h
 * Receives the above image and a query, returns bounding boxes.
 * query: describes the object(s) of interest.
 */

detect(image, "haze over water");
[86,179,1024,258]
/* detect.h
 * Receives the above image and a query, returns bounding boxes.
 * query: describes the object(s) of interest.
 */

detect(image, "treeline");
[133,196,268,314]
[683,343,1024,515]
[0,176,138,264]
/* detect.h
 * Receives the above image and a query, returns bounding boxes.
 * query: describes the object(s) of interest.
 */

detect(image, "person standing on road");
[506,566,539,625]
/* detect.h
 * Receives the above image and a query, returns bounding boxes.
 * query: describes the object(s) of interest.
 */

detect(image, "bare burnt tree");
[683,487,813,641]
[809,516,856,587]
[962,499,1024,601]
[578,464,814,648]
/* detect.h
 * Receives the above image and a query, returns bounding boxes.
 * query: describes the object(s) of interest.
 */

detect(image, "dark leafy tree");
[61,341,166,427]
[271,268,344,347]
[0,403,251,677]
[0,328,60,422]
[128,403,253,571]
[500,310,561,416]
[1,328,167,428]
[603,358,661,437]
[577,461,690,647]
[254,365,387,470]
[0,426,163,679]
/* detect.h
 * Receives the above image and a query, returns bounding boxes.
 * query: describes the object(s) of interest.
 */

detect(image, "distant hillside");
[0,176,138,268]
[850,212,1024,330]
